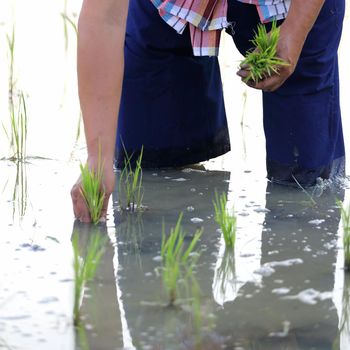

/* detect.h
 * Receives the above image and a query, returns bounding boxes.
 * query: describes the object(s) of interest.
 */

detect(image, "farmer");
[71,0,345,223]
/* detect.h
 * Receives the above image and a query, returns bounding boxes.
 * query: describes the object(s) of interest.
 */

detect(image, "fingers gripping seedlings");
[213,191,236,248]
[240,21,290,83]
[79,158,105,225]
[161,213,203,306]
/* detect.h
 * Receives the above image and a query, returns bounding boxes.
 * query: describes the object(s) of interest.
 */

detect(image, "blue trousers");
[116,0,230,168]
[117,0,345,186]
[227,0,345,186]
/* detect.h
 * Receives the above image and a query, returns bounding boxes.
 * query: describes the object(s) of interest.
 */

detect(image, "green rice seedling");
[240,20,290,83]
[7,26,16,116]
[291,174,317,207]
[3,26,28,161]
[79,152,105,224]
[75,112,82,144]
[213,191,236,248]
[72,231,107,326]
[240,89,248,128]
[161,213,202,306]
[61,0,78,51]
[118,146,144,212]
[337,200,350,271]
[3,91,28,161]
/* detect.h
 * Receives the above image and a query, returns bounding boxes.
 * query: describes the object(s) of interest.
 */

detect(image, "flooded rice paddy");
[1,1,350,349]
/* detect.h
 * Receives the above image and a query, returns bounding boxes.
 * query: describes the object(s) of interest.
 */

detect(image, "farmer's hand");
[237,24,305,92]
[71,157,115,223]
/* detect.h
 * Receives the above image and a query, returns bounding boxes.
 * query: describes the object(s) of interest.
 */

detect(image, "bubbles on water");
[0,314,31,321]
[282,288,333,305]
[38,296,59,304]
[190,217,203,224]
[19,243,45,252]
[308,219,325,225]
[254,266,275,277]
[269,320,291,338]
[267,259,303,268]
[172,178,188,182]
[254,259,303,277]
[272,287,291,295]
[253,207,270,213]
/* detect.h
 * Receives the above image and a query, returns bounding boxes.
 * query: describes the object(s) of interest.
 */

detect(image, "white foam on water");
[308,219,325,225]
[190,217,204,224]
[282,288,333,305]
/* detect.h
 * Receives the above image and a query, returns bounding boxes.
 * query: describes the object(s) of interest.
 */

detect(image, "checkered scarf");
[150,0,291,56]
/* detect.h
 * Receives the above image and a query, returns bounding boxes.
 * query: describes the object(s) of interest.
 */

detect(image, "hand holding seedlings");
[237,20,303,92]
[71,156,115,224]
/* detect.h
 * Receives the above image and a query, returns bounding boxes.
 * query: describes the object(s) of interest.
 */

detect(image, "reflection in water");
[213,172,264,306]
[333,191,350,350]
[213,247,236,306]
[12,161,28,220]
[70,222,124,350]
[75,322,90,350]
[70,226,107,326]
[112,169,230,349]
[116,212,144,269]
[214,182,344,349]
[109,169,348,349]
[338,276,350,349]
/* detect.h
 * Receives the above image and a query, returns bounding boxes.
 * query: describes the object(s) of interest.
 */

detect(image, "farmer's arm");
[238,0,325,91]
[71,0,129,223]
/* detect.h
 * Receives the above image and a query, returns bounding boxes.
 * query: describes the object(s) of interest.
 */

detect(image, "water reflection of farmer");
[71,0,346,223]
[213,183,345,348]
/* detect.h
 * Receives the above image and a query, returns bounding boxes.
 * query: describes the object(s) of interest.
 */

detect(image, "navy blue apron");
[227,0,346,186]
[116,0,230,168]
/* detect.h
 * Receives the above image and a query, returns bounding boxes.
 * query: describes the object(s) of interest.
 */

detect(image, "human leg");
[227,0,346,186]
[116,0,230,168]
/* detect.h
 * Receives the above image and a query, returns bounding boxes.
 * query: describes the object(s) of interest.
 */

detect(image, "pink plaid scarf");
[151,0,290,56]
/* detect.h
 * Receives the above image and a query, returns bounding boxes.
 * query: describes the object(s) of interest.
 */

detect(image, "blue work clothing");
[227,0,345,186]
[116,0,230,168]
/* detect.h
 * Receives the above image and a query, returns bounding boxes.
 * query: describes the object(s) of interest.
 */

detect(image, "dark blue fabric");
[116,0,230,168]
[227,0,346,186]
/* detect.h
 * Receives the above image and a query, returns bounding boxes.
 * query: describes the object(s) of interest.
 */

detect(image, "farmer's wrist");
[86,153,115,168]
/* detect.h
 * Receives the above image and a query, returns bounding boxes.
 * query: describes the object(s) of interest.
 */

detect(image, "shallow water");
[1,1,350,349]
[1,161,350,349]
